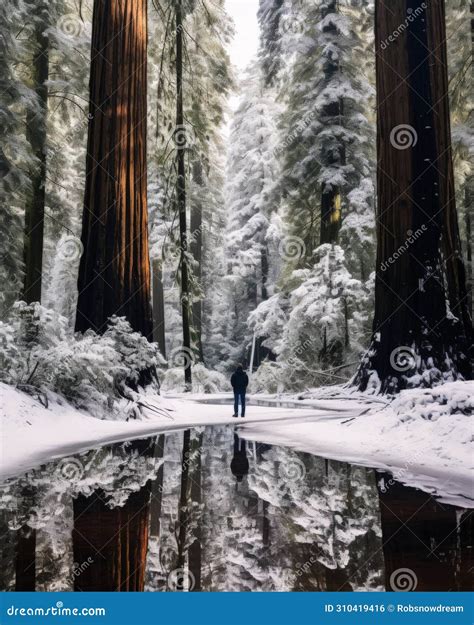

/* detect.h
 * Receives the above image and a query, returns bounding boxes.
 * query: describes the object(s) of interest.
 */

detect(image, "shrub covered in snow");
[161,362,228,393]
[0,302,164,417]
[248,361,284,394]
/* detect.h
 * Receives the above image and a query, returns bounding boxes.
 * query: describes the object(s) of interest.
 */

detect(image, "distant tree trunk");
[176,0,192,389]
[256,245,272,365]
[261,244,269,301]
[152,259,166,358]
[190,160,204,362]
[319,0,343,246]
[23,2,49,304]
[355,0,472,392]
[75,0,152,339]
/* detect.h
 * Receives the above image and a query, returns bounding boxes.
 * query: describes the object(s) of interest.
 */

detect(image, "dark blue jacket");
[231,369,249,393]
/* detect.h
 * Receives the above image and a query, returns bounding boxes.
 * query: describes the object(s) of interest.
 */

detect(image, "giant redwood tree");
[72,0,153,591]
[75,0,152,338]
[356,0,472,392]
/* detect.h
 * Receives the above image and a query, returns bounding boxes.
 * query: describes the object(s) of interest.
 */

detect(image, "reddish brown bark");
[72,0,153,591]
[72,482,152,591]
[356,0,472,392]
[75,0,152,338]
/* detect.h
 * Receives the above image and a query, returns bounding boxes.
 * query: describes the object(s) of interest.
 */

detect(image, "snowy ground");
[1,380,472,508]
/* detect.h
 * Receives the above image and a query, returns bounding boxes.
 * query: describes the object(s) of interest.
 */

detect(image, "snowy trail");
[1,383,362,481]
[2,382,472,510]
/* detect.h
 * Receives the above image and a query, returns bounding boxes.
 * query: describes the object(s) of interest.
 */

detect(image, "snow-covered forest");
[1,0,471,404]
[0,0,472,597]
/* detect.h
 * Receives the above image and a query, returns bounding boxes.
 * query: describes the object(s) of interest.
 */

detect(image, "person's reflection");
[230,433,249,482]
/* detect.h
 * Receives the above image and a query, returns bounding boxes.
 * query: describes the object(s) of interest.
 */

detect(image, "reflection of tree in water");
[377,475,473,591]
[1,429,472,592]
[0,439,163,591]
[145,429,205,592]
[145,428,385,591]
[249,447,385,591]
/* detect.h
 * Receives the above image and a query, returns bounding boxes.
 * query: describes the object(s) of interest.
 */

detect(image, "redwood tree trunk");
[23,1,49,304]
[355,0,472,392]
[72,0,153,591]
[75,0,152,338]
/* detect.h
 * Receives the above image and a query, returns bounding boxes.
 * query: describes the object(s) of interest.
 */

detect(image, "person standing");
[231,364,249,418]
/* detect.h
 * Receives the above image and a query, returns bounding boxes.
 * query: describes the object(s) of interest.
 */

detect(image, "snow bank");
[240,381,474,508]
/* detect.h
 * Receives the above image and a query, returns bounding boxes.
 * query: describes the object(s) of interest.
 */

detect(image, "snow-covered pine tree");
[220,63,281,368]
[0,1,42,314]
[278,0,375,264]
[258,0,285,88]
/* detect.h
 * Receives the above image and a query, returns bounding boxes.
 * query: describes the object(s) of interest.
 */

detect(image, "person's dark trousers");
[234,391,246,417]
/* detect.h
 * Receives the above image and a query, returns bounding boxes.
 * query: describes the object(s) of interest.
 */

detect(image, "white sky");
[223,0,260,131]
[225,0,260,72]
